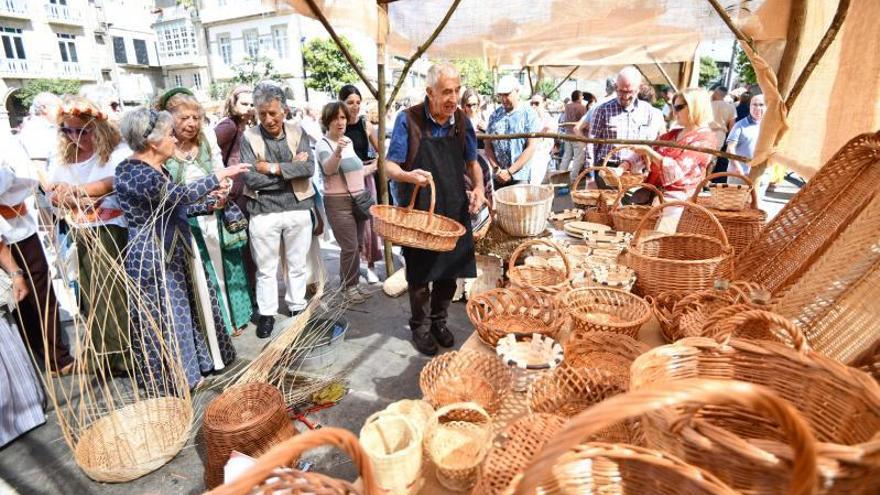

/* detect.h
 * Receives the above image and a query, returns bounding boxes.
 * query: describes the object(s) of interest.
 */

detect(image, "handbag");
[323,138,375,222]
[221,200,248,234]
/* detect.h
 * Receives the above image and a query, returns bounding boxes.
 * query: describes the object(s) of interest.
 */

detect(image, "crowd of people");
[0,61,766,448]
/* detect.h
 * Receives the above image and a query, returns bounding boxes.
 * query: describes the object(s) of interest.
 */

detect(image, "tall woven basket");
[493,184,554,237]
[678,172,767,256]
[625,201,734,297]
[631,310,880,495]
[510,378,818,495]
[359,411,422,494]
[371,176,465,252]
[423,402,493,492]
[202,382,297,489]
[609,183,665,233]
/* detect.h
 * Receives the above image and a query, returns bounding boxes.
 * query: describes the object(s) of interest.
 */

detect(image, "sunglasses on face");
[530,101,540,106]
[60,126,91,137]
[673,103,688,112]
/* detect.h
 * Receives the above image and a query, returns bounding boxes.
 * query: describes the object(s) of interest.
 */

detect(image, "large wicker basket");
[609,183,665,234]
[563,287,652,338]
[419,349,512,416]
[507,239,572,294]
[201,382,297,489]
[626,201,734,297]
[511,378,818,495]
[631,310,880,495]
[466,287,566,346]
[494,184,553,237]
[371,176,465,252]
[423,402,492,492]
[359,411,422,494]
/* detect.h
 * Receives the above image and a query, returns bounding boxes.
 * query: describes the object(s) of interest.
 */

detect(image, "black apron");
[398,127,476,285]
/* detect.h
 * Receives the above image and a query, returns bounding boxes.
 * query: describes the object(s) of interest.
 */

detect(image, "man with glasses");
[484,75,540,188]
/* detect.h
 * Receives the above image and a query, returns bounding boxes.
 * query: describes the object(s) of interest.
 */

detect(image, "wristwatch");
[270,163,280,175]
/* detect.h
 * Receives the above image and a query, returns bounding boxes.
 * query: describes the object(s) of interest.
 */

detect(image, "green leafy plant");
[302,36,362,95]
[209,81,234,101]
[698,56,721,88]
[451,58,494,96]
[735,46,757,86]
[232,56,282,85]
[15,79,81,109]
[533,79,559,99]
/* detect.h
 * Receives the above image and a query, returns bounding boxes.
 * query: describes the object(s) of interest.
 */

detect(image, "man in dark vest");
[385,63,487,355]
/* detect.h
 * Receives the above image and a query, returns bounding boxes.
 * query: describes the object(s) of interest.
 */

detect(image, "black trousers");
[407,278,457,331]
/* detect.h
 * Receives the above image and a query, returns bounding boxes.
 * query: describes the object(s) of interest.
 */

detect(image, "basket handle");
[405,174,436,216]
[571,166,607,193]
[507,238,572,282]
[598,145,647,178]
[514,378,818,495]
[609,182,666,213]
[706,309,810,353]
[691,171,758,209]
[632,200,731,249]
[208,427,380,495]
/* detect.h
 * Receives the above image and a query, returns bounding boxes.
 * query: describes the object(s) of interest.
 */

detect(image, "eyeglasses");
[673,103,688,112]
[530,101,540,107]
[143,109,158,139]
[60,126,91,137]
[465,102,479,108]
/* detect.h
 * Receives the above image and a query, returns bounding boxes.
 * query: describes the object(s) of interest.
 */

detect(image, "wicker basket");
[383,399,434,439]
[419,349,512,416]
[201,382,297,489]
[584,191,613,227]
[679,172,767,256]
[473,413,568,495]
[646,291,684,343]
[562,287,651,338]
[359,411,422,494]
[495,333,564,392]
[371,176,465,252]
[609,183,666,234]
[706,182,752,211]
[494,184,553,237]
[564,330,649,381]
[626,201,734,297]
[423,402,493,492]
[570,166,612,207]
[507,239,572,294]
[512,378,817,495]
[466,287,566,346]
[673,280,770,340]
[208,428,377,495]
[596,146,646,190]
[631,310,880,495]
[528,366,628,428]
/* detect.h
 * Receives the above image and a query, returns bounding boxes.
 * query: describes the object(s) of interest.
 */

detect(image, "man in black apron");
[384,63,487,355]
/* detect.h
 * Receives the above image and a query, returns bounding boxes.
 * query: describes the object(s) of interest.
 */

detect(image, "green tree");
[209,81,234,101]
[15,79,81,109]
[698,56,721,88]
[735,47,757,86]
[302,37,362,95]
[232,56,282,85]
[452,58,494,95]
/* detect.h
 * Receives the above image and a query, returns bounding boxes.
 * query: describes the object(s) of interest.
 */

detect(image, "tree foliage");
[452,58,494,96]
[533,79,559,99]
[15,79,82,109]
[302,36,362,95]
[698,56,721,88]
[232,56,282,85]
[735,47,757,86]
[209,81,234,101]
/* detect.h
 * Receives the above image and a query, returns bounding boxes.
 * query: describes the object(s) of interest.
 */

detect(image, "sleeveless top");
[344,116,371,162]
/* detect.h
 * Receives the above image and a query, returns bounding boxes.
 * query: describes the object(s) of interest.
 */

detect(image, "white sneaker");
[344,287,366,304]
[364,267,380,284]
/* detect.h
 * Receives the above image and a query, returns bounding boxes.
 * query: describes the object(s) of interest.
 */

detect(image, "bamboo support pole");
[526,66,534,94]
[376,2,394,274]
[652,59,678,93]
[634,65,652,85]
[550,66,578,96]
[775,0,807,96]
[706,0,756,53]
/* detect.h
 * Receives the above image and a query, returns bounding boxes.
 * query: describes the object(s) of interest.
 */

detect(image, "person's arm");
[271,134,314,180]
[240,135,284,191]
[384,112,431,187]
[365,119,380,156]
[726,124,744,174]
[0,241,27,302]
[214,119,237,165]
[483,111,500,169]
[462,119,486,213]
[508,110,541,175]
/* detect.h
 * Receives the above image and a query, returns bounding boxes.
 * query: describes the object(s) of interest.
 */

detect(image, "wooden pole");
[775,0,808,96]
[634,65,652,85]
[385,0,463,106]
[706,0,756,53]
[302,0,378,99]
[652,60,679,93]
[550,66,578,97]
[376,2,394,274]
[526,66,534,94]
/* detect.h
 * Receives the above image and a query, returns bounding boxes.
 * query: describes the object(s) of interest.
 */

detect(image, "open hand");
[217,163,251,181]
[468,189,487,214]
[11,273,28,302]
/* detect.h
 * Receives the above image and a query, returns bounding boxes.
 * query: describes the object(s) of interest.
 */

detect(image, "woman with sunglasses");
[47,95,133,376]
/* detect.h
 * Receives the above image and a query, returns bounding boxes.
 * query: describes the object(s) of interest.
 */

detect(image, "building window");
[50,0,68,4]
[243,29,259,59]
[133,39,149,65]
[57,33,78,63]
[157,20,197,60]
[217,34,231,65]
[112,36,127,64]
[174,74,183,87]
[217,0,227,6]
[271,25,287,59]
[95,34,104,44]
[0,27,26,60]
[193,73,202,89]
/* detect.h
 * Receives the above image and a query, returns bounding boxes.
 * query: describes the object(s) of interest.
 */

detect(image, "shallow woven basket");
[507,239,572,294]
[371,176,465,252]
[564,330,650,381]
[588,263,637,292]
[511,379,817,495]
[563,287,652,338]
[609,183,666,234]
[496,333,564,392]
[570,166,612,207]
[74,397,192,483]
[466,287,566,346]
[207,427,378,495]
[424,402,493,492]
[359,411,422,494]
[706,181,752,211]
[202,382,297,489]
[494,184,554,237]
[631,310,880,495]
[419,349,512,416]
[596,146,646,190]
[626,201,734,297]
[679,172,767,256]
[474,413,568,495]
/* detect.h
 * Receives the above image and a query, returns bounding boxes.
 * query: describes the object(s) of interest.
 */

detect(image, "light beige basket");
[570,166,612,207]
[384,399,434,439]
[507,239,572,294]
[495,333,564,392]
[359,411,423,494]
[494,184,554,237]
[424,402,492,492]
[707,181,752,211]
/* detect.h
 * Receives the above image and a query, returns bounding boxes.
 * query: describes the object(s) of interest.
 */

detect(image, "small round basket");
[419,349,512,416]
[507,239,572,294]
[495,333,564,392]
[359,411,422,494]
[423,402,493,492]
[494,184,554,237]
[609,183,666,233]
[371,176,465,252]
[563,287,652,338]
[564,330,649,382]
[466,287,566,346]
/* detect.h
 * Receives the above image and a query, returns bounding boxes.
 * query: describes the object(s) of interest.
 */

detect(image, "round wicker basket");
[371,176,466,252]
[466,287,566,346]
[564,330,649,381]
[507,239,572,294]
[494,184,554,237]
[527,366,628,426]
[423,402,493,492]
[563,287,652,338]
[419,349,512,416]
[609,183,666,233]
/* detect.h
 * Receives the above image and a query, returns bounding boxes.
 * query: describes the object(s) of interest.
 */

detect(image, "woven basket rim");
[494,184,554,207]
[496,333,563,370]
[359,411,421,462]
[371,204,466,238]
[630,233,733,265]
[564,287,652,328]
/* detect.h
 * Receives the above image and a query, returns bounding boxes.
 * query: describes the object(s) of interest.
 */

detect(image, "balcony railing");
[0,0,28,16]
[0,58,31,75]
[55,61,88,78]
[45,2,82,23]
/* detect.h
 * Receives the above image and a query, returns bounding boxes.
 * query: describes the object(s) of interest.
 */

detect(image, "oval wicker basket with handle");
[419,349,512,416]
[609,183,666,233]
[466,287,566,346]
[511,378,818,495]
[359,411,422,494]
[570,166,613,207]
[625,200,734,297]
[562,287,652,338]
[207,427,379,495]
[507,239,572,294]
[423,402,493,492]
[493,184,554,237]
[631,310,880,495]
[597,146,647,190]
[370,176,465,252]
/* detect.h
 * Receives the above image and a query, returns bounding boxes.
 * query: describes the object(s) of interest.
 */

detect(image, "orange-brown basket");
[466,287,566,346]
[609,183,666,234]
[570,166,612,207]
[371,176,465,252]
[706,181,752,211]
[564,330,649,380]
[562,287,652,338]
[596,146,646,190]
[419,349,512,416]
[507,239,572,294]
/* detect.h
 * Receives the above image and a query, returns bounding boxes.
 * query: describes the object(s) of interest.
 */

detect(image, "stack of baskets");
[494,184,554,237]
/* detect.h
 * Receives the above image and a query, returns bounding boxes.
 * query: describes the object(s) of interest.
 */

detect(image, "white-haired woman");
[115,107,249,389]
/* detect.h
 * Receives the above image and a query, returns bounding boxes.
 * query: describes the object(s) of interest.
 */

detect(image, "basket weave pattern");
[564,331,649,380]
[507,239,572,294]
[563,287,652,338]
[466,287,566,346]
[424,402,493,492]
[494,184,554,237]
[419,349,512,416]
[609,183,665,233]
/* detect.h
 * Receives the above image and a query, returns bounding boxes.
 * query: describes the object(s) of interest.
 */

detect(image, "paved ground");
[0,179,798,495]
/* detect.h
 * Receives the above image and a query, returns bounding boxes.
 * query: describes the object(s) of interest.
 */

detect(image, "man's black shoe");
[430,321,455,348]
[256,315,275,339]
[411,327,438,356]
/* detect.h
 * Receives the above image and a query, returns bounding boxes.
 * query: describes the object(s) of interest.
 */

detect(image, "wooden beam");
[652,60,678,93]
[634,65,652,85]
[706,0,756,53]
[376,1,394,273]
[550,66,579,97]
[385,0,463,106]
[302,0,378,99]
[775,0,807,96]
[526,66,534,94]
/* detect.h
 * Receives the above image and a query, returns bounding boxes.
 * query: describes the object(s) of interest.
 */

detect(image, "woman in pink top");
[316,101,377,303]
